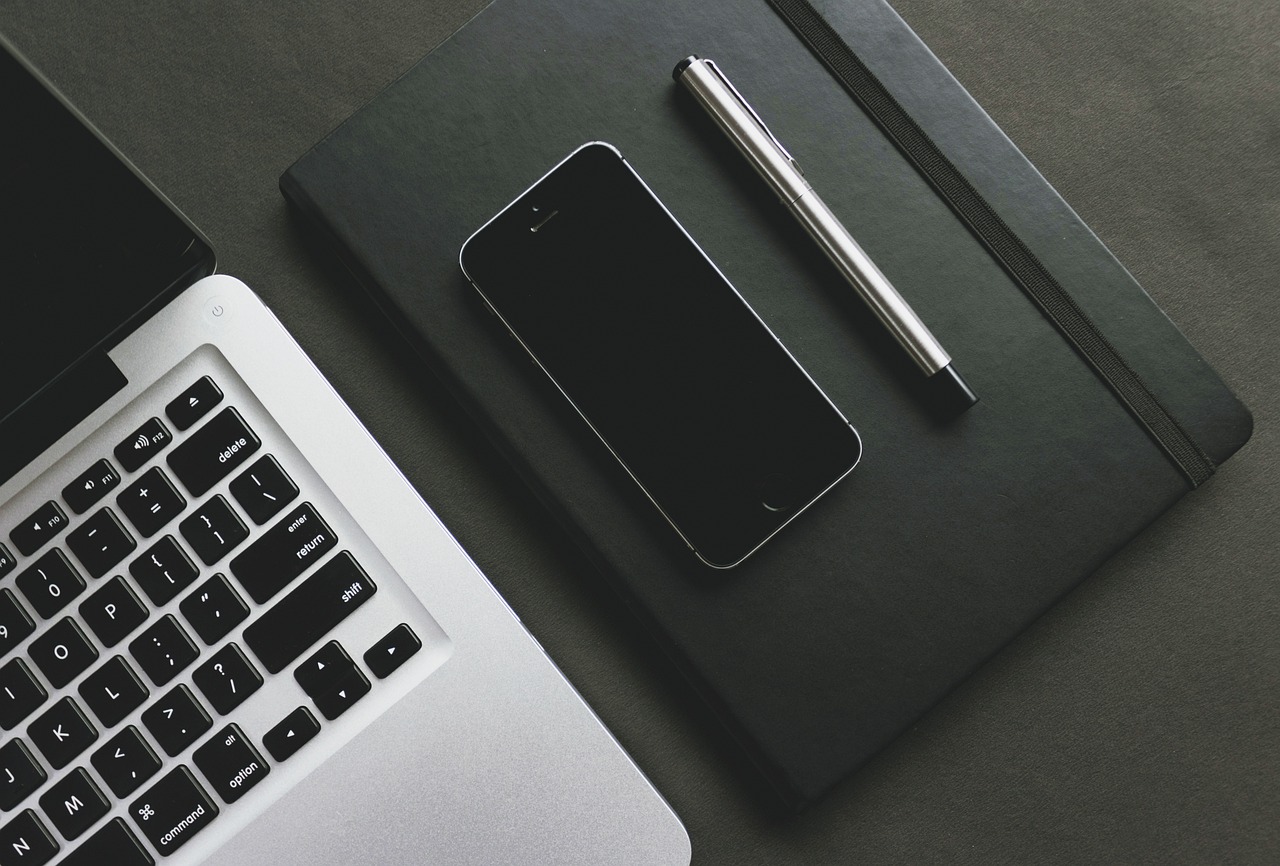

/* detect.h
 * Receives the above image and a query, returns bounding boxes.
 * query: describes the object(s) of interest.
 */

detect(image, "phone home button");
[759,473,798,513]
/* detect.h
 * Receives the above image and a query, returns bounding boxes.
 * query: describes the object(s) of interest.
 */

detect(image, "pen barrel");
[677,57,952,377]
[791,191,951,375]
[677,59,811,202]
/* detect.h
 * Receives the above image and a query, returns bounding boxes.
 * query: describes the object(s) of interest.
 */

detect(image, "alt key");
[192,724,268,804]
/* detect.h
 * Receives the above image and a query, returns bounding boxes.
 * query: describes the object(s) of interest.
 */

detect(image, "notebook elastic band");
[764,0,1216,487]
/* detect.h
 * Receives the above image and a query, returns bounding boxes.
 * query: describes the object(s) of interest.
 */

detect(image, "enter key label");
[230,503,337,604]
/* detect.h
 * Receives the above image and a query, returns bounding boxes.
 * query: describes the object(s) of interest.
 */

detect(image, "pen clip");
[701,59,801,173]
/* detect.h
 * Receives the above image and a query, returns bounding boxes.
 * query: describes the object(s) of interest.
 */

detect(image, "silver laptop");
[0,36,689,866]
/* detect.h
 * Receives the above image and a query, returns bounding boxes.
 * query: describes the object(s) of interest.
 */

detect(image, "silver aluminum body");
[0,274,690,865]
[677,57,952,376]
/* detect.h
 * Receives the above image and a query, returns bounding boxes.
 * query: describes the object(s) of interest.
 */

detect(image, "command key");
[129,765,219,856]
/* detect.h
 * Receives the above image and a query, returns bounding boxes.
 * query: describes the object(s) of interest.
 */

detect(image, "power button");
[203,296,232,327]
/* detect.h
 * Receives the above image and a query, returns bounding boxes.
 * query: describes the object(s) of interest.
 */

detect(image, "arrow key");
[312,667,370,721]
[262,706,319,762]
[293,640,353,698]
[364,623,422,679]
[92,726,163,799]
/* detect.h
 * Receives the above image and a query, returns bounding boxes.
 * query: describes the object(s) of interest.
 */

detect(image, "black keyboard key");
[78,657,149,728]
[9,502,68,558]
[293,640,353,697]
[60,818,154,866]
[92,727,161,799]
[230,503,337,604]
[166,408,261,498]
[0,660,46,731]
[27,698,96,770]
[78,577,148,649]
[365,623,422,679]
[62,460,121,516]
[0,544,16,579]
[192,644,262,716]
[38,768,108,841]
[129,616,199,687]
[243,551,377,674]
[116,467,186,539]
[165,377,224,432]
[14,550,85,621]
[0,740,45,811]
[312,666,371,721]
[28,619,97,689]
[262,707,320,763]
[128,766,218,857]
[0,590,35,659]
[128,536,198,607]
[229,455,299,526]
[114,418,172,474]
[192,724,269,804]
[0,809,58,865]
[179,496,248,566]
[178,575,249,646]
[141,685,210,757]
[65,508,135,579]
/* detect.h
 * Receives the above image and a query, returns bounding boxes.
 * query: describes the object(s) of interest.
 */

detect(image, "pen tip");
[672,56,698,81]
[925,364,979,417]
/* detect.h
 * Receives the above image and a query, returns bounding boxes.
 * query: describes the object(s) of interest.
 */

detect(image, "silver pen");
[673,56,977,412]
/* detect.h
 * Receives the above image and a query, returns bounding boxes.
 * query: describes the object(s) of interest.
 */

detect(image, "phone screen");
[460,143,860,567]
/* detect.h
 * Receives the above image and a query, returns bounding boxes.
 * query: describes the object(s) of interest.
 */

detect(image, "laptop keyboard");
[0,351,450,864]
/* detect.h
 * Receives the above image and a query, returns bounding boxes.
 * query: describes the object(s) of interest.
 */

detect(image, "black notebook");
[280,0,1252,807]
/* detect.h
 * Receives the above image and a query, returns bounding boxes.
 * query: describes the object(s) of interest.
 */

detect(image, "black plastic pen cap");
[924,363,979,416]
[672,56,699,81]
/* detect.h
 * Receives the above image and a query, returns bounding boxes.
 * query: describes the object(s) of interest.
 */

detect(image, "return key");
[229,503,337,603]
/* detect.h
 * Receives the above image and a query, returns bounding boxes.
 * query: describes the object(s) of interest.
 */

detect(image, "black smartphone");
[459,142,861,568]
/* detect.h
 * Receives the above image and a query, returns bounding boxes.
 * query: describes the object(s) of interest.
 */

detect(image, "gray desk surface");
[2,1,1275,863]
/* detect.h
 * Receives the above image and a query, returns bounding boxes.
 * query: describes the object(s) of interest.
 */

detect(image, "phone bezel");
[459,142,861,568]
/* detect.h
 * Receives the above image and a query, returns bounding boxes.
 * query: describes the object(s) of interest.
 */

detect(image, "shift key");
[166,407,261,497]
[230,503,336,603]
[243,552,376,673]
